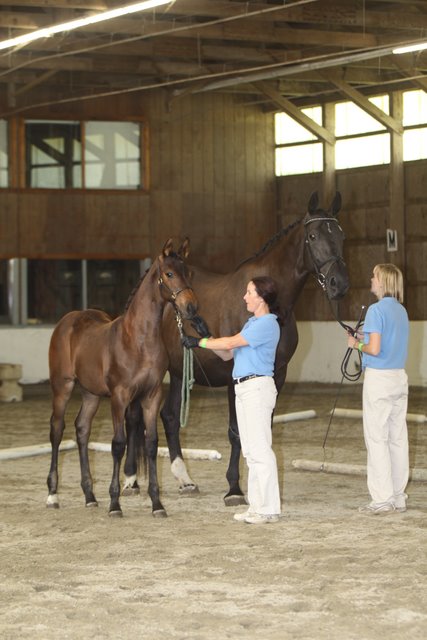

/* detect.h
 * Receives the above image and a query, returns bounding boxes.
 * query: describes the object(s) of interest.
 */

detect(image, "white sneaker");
[244,513,280,525]
[358,502,395,515]
[233,509,253,522]
[394,503,407,513]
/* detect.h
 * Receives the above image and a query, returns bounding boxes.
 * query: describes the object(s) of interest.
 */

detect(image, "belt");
[233,374,264,385]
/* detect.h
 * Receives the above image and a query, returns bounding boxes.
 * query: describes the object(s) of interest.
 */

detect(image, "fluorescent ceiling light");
[0,0,170,52]
[393,42,427,55]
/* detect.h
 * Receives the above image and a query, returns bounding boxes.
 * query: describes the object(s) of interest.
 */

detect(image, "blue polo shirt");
[362,296,409,370]
[232,313,280,378]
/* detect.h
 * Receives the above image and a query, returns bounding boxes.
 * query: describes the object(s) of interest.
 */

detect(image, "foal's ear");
[307,191,319,215]
[162,238,174,257]
[178,237,190,259]
[329,192,342,217]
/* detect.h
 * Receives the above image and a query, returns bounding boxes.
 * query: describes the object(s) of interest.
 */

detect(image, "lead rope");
[321,303,367,466]
[175,311,195,428]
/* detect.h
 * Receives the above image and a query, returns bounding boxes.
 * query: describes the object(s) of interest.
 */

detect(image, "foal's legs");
[143,390,167,517]
[160,374,198,494]
[108,392,129,517]
[75,391,100,507]
[122,399,143,495]
[47,378,75,508]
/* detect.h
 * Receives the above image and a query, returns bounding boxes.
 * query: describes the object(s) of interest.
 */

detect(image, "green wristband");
[200,337,208,348]
[357,341,364,352]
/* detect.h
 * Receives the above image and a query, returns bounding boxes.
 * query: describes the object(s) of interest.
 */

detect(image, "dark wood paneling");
[0,90,276,271]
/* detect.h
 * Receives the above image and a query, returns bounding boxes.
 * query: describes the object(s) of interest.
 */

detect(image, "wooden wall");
[277,160,427,321]
[0,90,276,273]
[1,88,426,321]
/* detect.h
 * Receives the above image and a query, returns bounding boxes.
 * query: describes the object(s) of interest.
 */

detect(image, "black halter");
[304,216,345,293]
[157,274,193,302]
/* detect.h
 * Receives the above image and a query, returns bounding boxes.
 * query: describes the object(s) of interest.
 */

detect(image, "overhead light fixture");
[393,42,427,55]
[0,0,170,52]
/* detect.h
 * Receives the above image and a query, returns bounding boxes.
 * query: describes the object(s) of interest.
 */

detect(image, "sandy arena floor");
[0,381,426,640]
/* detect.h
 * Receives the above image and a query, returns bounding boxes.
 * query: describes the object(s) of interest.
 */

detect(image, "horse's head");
[303,191,349,300]
[157,238,198,319]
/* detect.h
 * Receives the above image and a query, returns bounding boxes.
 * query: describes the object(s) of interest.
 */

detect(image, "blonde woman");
[348,264,409,515]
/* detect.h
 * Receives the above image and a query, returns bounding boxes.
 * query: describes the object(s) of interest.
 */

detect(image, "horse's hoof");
[46,494,59,508]
[108,509,123,518]
[85,501,99,508]
[122,486,140,496]
[178,483,199,495]
[224,494,247,507]
[152,509,168,519]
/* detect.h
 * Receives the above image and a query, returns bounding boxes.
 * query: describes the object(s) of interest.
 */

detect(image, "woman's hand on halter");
[190,315,211,338]
[182,335,200,349]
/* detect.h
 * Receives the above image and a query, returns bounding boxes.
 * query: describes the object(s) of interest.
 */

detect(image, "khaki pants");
[235,376,281,515]
[363,368,409,507]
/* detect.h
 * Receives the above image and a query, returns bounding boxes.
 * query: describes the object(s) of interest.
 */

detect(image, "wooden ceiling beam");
[390,56,427,92]
[254,80,335,145]
[320,69,403,133]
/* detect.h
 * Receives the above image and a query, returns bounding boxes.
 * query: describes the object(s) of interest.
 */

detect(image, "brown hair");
[251,276,283,326]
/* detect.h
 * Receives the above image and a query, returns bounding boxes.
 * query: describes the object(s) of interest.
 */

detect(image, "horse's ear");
[307,191,319,215]
[178,237,190,259]
[162,238,174,257]
[329,192,342,217]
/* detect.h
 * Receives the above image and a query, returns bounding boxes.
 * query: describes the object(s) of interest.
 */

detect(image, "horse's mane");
[124,272,148,312]
[123,251,184,313]
[235,217,302,270]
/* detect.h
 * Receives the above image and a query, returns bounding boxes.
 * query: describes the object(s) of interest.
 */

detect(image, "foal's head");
[157,238,198,319]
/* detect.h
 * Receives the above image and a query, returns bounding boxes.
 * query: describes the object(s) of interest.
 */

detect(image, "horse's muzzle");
[327,269,349,300]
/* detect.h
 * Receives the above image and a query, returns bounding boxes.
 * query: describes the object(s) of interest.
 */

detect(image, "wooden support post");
[389,91,405,272]
[322,102,336,204]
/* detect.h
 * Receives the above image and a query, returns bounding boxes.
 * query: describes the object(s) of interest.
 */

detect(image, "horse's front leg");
[109,394,128,517]
[224,382,246,507]
[144,392,167,518]
[160,373,198,494]
[75,392,100,507]
[47,379,75,509]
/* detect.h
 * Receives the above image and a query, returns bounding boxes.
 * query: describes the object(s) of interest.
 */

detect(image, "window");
[1,258,146,325]
[25,119,144,190]
[335,96,390,169]
[26,121,81,188]
[0,119,8,187]
[403,89,427,162]
[85,122,141,189]
[275,107,323,176]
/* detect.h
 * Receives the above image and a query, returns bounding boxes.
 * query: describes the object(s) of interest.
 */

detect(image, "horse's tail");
[125,400,147,478]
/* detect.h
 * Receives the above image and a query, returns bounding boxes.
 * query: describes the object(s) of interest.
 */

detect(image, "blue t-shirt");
[362,296,409,369]
[232,313,280,378]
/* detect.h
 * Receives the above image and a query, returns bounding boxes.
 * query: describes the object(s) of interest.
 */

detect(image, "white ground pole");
[332,408,426,423]
[87,442,221,460]
[292,459,427,482]
[0,439,77,460]
[273,409,317,424]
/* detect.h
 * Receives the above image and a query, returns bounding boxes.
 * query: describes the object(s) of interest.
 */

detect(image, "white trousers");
[235,376,281,515]
[362,368,409,507]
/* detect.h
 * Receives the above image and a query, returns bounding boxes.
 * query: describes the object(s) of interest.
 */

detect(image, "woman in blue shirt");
[347,264,409,515]
[183,276,282,525]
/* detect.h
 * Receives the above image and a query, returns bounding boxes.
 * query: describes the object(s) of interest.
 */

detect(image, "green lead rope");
[180,346,195,428]
[174,309,195,428]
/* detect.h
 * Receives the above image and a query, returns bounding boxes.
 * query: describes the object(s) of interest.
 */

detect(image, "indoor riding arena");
[1,2,427,640]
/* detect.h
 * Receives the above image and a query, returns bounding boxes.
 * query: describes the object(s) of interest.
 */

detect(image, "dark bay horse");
[125,192,349,506]
[47,238,198,517]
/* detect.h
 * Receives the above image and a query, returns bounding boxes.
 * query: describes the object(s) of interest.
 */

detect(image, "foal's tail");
[125,400,147,478]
